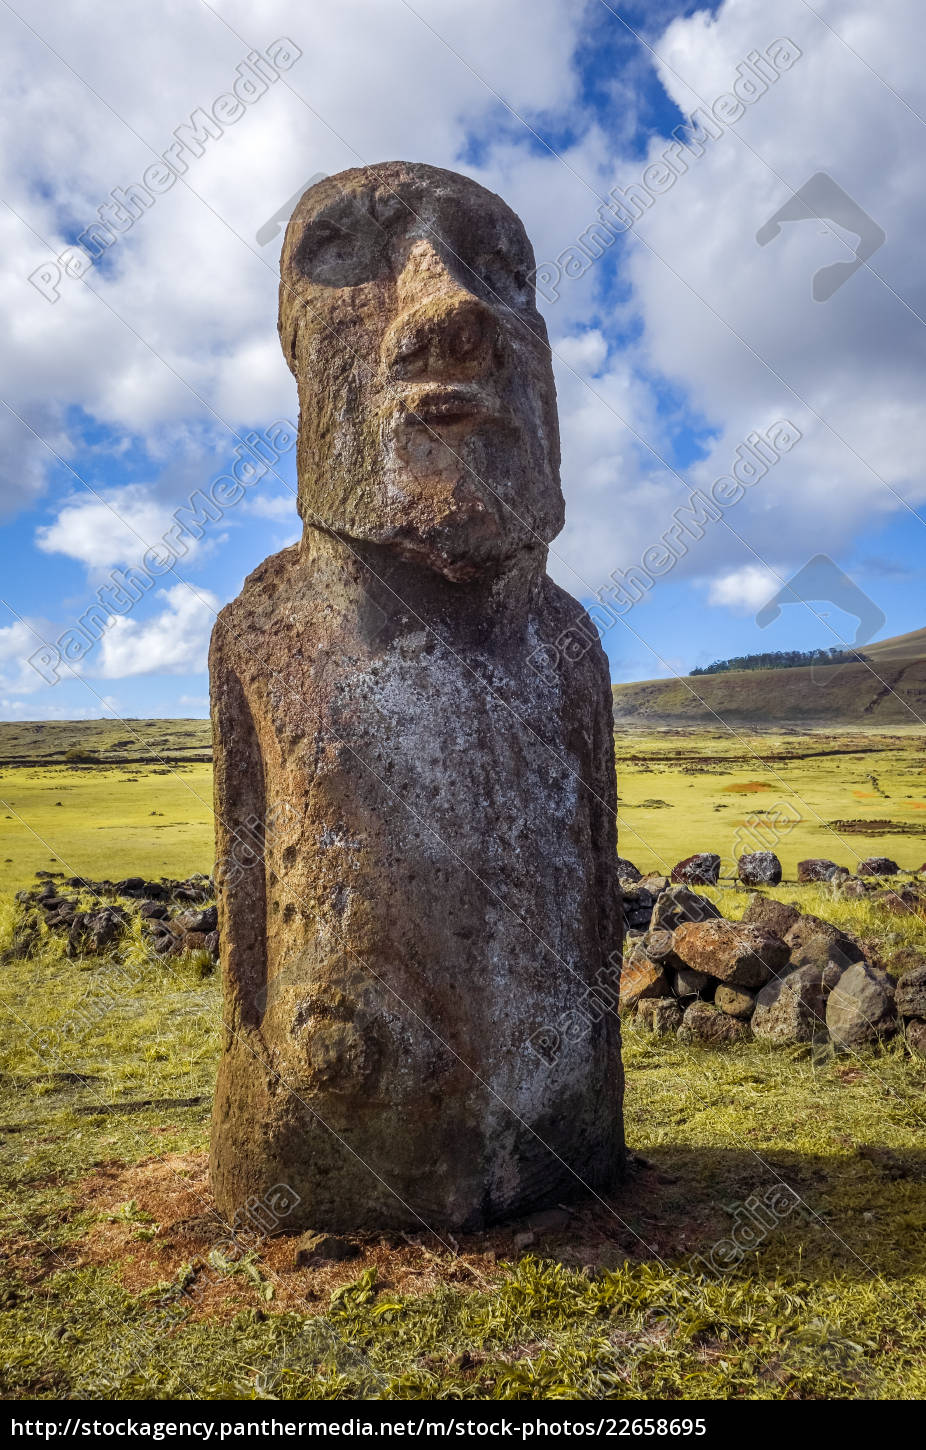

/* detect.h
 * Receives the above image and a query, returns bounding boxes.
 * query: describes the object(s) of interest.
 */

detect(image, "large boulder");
[636,997,683,1036]
[673,919,790,990]
[737,851,782,887]
[741,894,801,939]
[857,856,899,877]
[650,885,722,934]
[797,858,842,883]
[677,1001,751,1046]
[826,962,897,1048]
[752,965,828,1045]
[671,853,721,886]
[895,963,926,1020]
[619,953,668,1014]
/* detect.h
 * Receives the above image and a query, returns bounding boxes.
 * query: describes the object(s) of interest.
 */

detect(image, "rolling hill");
[612,628,926,728]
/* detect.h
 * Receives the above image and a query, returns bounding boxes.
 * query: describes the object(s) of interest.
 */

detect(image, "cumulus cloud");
[93,584,219,677]
[0,619,48,694]
[35,484,190,570]
[2,0,924,667]
[706,563,782,613]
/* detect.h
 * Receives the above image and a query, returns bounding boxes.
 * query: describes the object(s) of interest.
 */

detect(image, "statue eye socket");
[294,206,389,287]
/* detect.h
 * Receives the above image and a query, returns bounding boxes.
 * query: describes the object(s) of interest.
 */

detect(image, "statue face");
[280,162,563,578]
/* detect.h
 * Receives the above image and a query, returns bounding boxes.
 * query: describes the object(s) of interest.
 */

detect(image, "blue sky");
[2,0,924,719]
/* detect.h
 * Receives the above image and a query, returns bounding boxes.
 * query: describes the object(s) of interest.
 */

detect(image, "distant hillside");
[0,718,212,766]
[613,628,926,727]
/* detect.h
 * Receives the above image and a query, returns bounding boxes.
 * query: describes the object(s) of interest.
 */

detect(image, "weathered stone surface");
[621,886,655,932]
[906,1019,926,1056]
[650,885,721,934]
[673,919,790,990]
[876,887,926,918]
[834,877,871,899]
[636,997,683,1036]
[209,163,623,1232]
[66,907,127,958]
[741,894,801,938]
[737,851,782,886]
[642,928,677,964]
[752,965,827,1045]
[896,963,926,1020]
[677,1001,751,1046]
[639,873,669,896]
[826,962,897,1048]
[671,853,721,886]
[797,858,842,883]
[857,856,899,876]
[714,984,756,1019]
[619,954,668,1014]
[783,913,864,974]
[616,858,641,882]
[673,966,711,998]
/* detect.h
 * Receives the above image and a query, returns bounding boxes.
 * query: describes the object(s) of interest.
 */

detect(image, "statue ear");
[278,303,300,377]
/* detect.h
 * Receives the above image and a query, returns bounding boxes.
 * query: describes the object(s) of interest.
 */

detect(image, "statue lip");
[394,382,499,429]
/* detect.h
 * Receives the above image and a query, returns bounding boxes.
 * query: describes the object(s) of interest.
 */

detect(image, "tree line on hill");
[690,647,870,676]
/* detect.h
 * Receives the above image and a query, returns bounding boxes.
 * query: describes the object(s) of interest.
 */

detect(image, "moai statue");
[210,162,623,1231]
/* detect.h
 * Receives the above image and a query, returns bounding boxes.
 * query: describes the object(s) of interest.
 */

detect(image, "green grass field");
[0,720,925,1399]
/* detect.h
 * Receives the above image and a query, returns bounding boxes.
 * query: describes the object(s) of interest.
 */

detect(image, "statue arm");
[210,619,268,1034]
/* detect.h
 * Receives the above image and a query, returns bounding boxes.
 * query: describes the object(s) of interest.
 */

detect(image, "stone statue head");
[279,161,563,580]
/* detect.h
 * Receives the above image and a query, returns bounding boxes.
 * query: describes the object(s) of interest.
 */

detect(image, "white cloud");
[0,619,48,694]
[93,584,219,678]
[35,484,188,570]
[706,563,781,613]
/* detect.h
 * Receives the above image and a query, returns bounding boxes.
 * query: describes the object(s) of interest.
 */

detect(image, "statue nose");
[384,290,499,378]
[384,241,500,378]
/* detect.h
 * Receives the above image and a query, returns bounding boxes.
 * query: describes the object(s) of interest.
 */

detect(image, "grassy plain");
[615,727,926,880]
[0,720,924,1398]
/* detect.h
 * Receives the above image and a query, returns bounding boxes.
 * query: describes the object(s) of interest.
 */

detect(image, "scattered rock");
[641,928,677,964]
[835,877,871,899]
[175,906,218,935]
[636,997,683,1035]
[797,859,843,883]
[139,901,170,920]
[671,852,721,886]
[619,953,668,1014]
[895,963,926,1020]
[672,966,711,998]
[673,919,790,990]
[784,913,864,974]
[826,961,897,1048]
[714,984,756,1019]
[677,1001,751,1046]
[857,857,899,876]
[737,851,782,886]
[650,885,722,934]
[66,907,127,958]
[638,873,669,896]
[293,1231,360,1267]
[752,965,828,1045]
[877,887,926,918]
[905,1019,926,1056]
[616,858,641,882]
